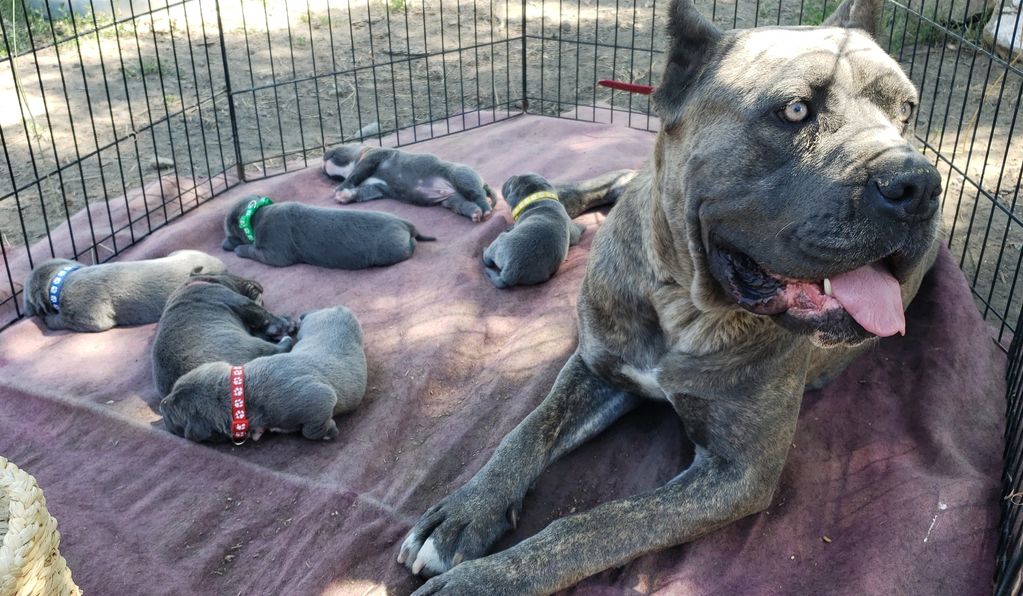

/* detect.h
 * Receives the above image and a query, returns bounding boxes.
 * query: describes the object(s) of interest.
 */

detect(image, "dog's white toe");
[411,537,444,576]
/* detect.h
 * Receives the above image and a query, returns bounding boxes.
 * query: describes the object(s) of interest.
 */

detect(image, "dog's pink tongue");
[829,262,905,337]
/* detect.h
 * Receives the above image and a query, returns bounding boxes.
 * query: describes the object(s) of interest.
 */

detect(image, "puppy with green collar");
[22,250,227,332]
[222,195,435,269]
[482,174,585,288]
[159,306,367,443]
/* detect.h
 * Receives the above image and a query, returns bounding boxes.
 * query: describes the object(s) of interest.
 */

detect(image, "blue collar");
[48,264,81,312]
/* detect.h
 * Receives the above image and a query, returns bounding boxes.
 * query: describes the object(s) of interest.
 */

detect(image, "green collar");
[238,197,273,242]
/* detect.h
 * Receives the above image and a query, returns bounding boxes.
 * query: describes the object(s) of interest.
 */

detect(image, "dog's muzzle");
[709,239,913,345]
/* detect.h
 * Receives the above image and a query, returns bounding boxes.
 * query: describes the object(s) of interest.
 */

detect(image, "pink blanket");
[0,114,1004,595]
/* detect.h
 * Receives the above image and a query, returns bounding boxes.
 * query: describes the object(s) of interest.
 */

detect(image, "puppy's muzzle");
[864,151,941,223]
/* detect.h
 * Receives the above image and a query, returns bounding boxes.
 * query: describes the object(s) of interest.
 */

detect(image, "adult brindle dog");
[399,0,942,592]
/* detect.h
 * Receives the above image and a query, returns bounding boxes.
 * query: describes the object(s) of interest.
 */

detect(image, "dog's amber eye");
[781,101,810,123]
[899,101,914,122]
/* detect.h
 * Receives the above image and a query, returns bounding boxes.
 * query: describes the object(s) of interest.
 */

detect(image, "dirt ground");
[1,0,1021,339]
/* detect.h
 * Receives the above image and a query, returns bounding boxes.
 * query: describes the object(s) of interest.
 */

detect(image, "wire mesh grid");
[0,0,1020,590]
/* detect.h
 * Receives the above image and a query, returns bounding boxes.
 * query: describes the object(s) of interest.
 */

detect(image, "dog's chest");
[324,160,355,179]
[619,364,669,401]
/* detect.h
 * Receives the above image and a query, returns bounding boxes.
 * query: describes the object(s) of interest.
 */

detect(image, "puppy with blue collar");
[22,250,227,332]
[482,174,585,288]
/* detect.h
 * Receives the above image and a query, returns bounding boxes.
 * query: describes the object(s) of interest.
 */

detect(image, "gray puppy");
[22,250,227,332]
[323,144,497,222]
[482,174,585,288]
[400,0,945,593]
[159,306,367,443]
[151,271,296,397]
[222,196,435,269]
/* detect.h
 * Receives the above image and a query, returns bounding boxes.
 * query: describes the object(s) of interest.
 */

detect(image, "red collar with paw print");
[229,366,249,444]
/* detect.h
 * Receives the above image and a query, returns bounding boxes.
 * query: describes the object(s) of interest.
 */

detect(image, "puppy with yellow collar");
[482,174,584,288]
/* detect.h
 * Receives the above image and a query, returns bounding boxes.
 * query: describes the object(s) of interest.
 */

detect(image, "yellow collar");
[511,190,560,221]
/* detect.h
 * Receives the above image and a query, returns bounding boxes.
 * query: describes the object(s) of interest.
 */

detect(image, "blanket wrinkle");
[0,114,1004,596]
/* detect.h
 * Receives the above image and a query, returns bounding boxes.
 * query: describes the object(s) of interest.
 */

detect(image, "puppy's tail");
[556,169,638,218]
[483,183,498,208]
[410,226,437,242]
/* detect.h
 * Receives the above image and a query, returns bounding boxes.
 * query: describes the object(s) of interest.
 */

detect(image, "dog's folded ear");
[653,0,722,127]
[821,0,882,37]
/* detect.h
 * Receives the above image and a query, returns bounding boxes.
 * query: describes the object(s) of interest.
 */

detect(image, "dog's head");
[652,0,940,347]
[160,363,231,442]
[222,197,256,249]
[296,306,362,344]
[501,173,556,211]
[23,258,79,316]
[181,270,265,304]
[322,143,366,180]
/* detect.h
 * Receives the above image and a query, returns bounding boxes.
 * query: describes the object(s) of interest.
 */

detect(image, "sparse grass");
[388,0,407,14]
[0,1,133,58]
[881,2,994,54]
[122,56,179,79]
[299,11,331,29]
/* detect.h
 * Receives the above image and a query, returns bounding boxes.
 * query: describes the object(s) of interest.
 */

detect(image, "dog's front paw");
[335,187,357,203]
[412,556,522,596]
[276,336,294,351]
[470,208,485,223]
[265,316,297,340]
[398,484,519,578]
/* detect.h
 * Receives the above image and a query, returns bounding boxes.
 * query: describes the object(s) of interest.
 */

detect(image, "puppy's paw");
[397,484,519,578]
[335,188,357,204]
[276,336,294,351]
[265,316,296,341]
[302,419,339,441]
[470,209,484,223]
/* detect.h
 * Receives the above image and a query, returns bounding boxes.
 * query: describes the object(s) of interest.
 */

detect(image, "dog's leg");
[333,151,389,202]
[337,181,391,204]
[233,244,295,267]
[450,167,494,219]
[412,384,802,595]
[221,292,296,340]
[398,353,641,577]
[441,194,487,222]
[569,223,585,246]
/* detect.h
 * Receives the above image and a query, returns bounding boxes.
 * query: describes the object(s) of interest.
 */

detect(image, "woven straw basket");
[0,457,81,596]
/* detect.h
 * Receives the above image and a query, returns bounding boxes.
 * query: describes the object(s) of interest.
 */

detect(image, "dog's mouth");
[709,242,908,339]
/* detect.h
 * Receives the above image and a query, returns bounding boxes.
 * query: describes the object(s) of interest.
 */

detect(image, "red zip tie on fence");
[598,79,656,95]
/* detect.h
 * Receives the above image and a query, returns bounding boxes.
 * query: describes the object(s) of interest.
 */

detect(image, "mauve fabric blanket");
[0,114,1006,595]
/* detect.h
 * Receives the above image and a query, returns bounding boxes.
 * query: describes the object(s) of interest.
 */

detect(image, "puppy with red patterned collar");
[159,306,366,443]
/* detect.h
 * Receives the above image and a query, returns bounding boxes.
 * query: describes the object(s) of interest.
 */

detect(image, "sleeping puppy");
[151,271,296,397]
[22,250,227,332]
[323,144,497,222]
[222,196,435,269]
[159,306,367,443]
[482,173,584,288]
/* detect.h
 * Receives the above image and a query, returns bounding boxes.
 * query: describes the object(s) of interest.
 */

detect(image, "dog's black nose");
[866,156,941,222]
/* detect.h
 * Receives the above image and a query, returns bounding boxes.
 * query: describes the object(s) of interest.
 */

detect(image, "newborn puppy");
[152,272,296,397]
[482,173,584,288]
[159,306,367,443]
[323,144,497,222]
[22,250,227,332]
[222,196,435,269]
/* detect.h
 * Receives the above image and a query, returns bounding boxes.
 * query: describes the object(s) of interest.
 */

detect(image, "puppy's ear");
[653,0,723,127]
[821,0,882,37]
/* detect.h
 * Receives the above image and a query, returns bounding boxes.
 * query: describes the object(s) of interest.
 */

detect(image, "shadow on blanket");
[0,114,1005,595]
